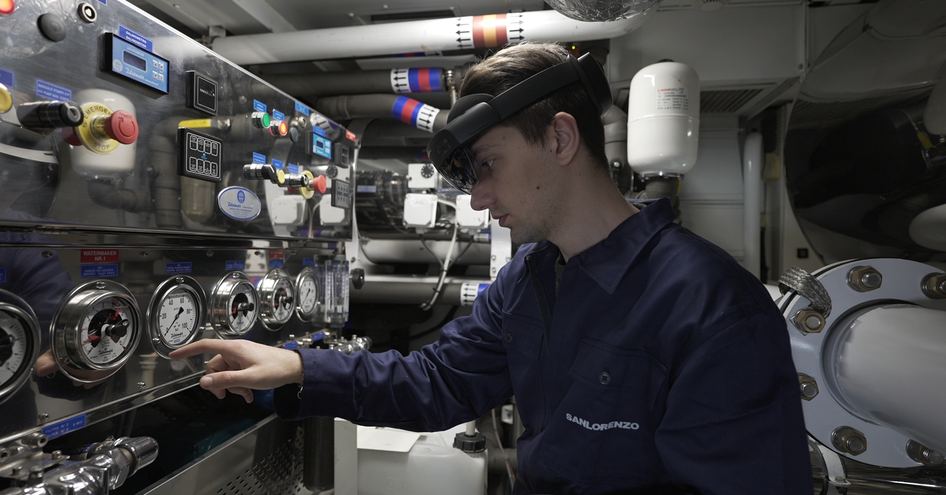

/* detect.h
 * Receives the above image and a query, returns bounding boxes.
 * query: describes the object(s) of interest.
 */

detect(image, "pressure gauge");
[294,267,321,322]
[257,269,295,330]
[146,276,207,358]
[210,272,258,337]
[0,290,41,404]
[51,280,141,383]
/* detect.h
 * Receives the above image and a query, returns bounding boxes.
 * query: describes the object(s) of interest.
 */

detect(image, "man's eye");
[478,159,495,170]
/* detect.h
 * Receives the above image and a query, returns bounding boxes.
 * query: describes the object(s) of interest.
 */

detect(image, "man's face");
[468,124,558,244]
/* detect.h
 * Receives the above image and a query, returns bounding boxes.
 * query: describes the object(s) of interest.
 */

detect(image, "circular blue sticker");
[217,186,261,221]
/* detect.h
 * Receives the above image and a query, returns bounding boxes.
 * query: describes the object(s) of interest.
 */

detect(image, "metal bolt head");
[798,373,819,401]
[832,426,867,455]
[792,309,825,334]
[847,266,882,292]
[907,440,945,465]
[137,381,147,390]
[922,273,946,299]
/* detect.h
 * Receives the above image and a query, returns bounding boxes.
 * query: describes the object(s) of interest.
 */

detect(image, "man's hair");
[459,43,610,170]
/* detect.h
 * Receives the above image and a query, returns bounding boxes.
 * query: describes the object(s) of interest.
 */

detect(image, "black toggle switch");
[18,101,84,129]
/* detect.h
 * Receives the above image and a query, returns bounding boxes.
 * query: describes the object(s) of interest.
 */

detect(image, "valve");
[243,163,286,186]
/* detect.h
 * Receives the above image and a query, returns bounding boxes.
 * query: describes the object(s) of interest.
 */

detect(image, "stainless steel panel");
[0,0,352,240]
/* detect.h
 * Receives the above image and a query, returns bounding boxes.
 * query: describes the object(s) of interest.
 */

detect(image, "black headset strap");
[490,56,584,120]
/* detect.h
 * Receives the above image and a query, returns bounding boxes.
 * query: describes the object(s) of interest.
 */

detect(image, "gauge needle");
[167,306,184,329]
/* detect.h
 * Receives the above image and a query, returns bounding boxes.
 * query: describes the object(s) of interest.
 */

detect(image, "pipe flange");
[780,258,946,468]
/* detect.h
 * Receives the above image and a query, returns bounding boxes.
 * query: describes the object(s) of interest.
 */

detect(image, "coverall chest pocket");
[545,339,669,484]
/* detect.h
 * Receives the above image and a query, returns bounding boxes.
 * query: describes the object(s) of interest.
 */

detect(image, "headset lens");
[434,145,478,194]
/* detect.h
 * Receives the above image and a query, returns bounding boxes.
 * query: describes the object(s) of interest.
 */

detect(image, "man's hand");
[170,339,304,403]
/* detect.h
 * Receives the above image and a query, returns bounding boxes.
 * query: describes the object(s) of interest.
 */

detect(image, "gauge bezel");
[294,266,321,322]
[50,280,142,383]
[146,275,207,358]
[257,268,295,330]
[0,290,41,404]
[209,271,258,338]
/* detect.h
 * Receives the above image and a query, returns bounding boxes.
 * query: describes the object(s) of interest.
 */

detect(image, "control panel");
[104,32,169,94]
[178,128,222,182]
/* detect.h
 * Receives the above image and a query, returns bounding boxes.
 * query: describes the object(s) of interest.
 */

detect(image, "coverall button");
[599,370,611,385]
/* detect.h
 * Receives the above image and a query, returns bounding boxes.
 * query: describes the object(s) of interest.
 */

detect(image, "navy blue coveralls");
[275,199,813,494]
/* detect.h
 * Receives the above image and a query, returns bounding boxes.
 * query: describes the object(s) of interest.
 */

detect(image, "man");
[172,43,812,493]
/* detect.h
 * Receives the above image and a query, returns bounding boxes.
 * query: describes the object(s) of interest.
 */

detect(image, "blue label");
[287,163,300,174]
[295,101,311,116]
[302,258,315,267]
[477,283,490,295]
[217,186,261,221]
[81,264,119,278]
[272,110,286,121]
[312,126,326,137]
[35,80,71,101]
[98,0,107,4]
[225,259,244,271]
[272,159,284,170]
[268,259,285,269]
[118,25,153,51]
[281,340,299,350]
[42,415,87,440]
[0,69,13,89]
[165,261,193,274]
[0,268,6,284]
[252,152,266,164]
[252,99,267,113]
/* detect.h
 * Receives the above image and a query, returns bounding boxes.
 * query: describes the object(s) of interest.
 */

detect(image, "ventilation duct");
[211,10,648,65]
[546,0,658,22]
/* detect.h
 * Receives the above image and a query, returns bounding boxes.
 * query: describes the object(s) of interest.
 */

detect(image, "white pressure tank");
[627,61,700,177]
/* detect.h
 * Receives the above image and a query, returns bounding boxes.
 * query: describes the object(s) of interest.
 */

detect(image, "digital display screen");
[313,134,332,159]
[122,50,147,71]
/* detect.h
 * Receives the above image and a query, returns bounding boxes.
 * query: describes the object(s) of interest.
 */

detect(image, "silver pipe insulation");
[742,132,763,279]
[212,10,646,65]
[315,94,448,133]
[266,67,467,97]
[829,304,946,455]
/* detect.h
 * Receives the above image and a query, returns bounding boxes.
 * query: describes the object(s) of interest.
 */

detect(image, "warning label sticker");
[656,87,688,111]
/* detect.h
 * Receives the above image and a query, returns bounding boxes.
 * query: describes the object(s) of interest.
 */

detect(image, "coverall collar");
[535,198,676,295]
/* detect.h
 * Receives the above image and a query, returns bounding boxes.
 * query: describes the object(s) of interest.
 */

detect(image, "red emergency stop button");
[105,110,139,144]
[0,0,15,16]
[309,175,327,194]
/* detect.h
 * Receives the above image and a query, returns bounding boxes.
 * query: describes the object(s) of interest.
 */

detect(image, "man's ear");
[548,112,580,166]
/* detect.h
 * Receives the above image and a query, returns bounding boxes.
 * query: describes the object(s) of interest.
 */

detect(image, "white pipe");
[742,132,763,279]
[831,304,946,455]
[211,10,647,65]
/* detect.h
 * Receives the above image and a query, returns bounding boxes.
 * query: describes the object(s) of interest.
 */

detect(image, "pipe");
[351,274,491,305]
[212,10,647,65]
[602,104,631,194]
[742,132,763,279]
[267,68,450,97]
[829,304,946,455]
[315,94,447,133]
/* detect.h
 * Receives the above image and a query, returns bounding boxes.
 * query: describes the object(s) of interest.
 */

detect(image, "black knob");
[38,13,67,42]
[350,268,365,290]
[19,101,84,129]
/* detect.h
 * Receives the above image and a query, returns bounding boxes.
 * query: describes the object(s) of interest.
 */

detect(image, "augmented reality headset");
[427,52,612,194]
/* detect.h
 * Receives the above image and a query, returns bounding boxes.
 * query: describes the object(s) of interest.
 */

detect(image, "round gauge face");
[0,310,30,388]
[157,288,199,347]
[297,276,318,315]
[81,296,135,366]
[272,279,294,321]
[228,285,257,334]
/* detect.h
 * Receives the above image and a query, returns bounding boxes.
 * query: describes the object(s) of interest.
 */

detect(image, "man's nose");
[469,181,491,211]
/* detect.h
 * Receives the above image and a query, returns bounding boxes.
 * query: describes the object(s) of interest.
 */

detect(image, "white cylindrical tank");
[627,61,700,177]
